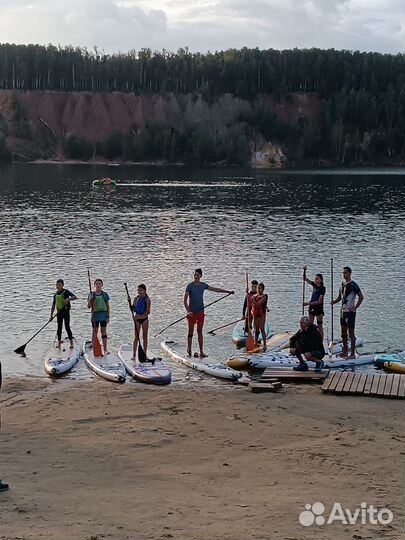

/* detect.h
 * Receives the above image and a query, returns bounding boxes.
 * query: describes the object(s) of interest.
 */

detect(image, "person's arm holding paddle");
[207,286,235,295]
[330,289,342,305]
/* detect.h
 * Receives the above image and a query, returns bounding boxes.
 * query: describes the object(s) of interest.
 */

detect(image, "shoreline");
[0,377,403,540]
[5,158,405,169]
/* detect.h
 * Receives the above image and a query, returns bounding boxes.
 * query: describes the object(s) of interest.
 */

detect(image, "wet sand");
[0,377,403,540]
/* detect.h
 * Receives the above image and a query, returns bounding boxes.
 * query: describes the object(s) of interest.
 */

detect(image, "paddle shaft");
[14,313,58,353]
[154,292,233,338]
[124,282,147,362]
[302,267,306,316]
[330,258,334,349]
[207,317,245,335]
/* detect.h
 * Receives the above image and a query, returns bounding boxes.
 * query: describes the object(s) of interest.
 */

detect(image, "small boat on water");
[92,177,117,188]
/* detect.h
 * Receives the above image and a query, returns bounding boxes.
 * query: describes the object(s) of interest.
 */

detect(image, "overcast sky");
[1,0,403,55]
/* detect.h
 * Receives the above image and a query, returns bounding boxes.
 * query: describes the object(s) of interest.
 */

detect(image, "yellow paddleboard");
[384,361,405,374]
[267,331,293,350]
[226,357,250,369]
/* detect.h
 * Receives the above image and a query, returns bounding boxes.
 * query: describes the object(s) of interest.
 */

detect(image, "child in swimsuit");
[132,284,151,360]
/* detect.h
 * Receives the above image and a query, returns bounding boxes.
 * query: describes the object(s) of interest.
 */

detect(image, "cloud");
[0,0,403,54]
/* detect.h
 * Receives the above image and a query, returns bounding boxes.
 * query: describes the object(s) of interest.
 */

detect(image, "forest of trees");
[0,43,404,164]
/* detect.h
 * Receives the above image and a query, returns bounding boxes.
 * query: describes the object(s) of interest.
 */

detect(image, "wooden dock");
[322,371,405,399]
[261,368,329,383]
[248,368,328,392]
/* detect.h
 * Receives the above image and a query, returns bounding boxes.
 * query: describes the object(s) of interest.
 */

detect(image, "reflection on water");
[0,163,404,380]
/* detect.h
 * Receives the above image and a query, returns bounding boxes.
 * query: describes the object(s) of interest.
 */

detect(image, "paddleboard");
[383,361,405,374]
[118,344,171,385]
[227,331,294,368]
[83,341,126,383]
[249,350,374,369]
[161,340,242,381]
[232,319,271,346]
[44,337,81,376]
[374,351,405,369]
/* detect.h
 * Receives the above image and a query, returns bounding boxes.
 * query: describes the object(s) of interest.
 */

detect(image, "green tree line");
[0,44,403,164]
[0,44,402,97]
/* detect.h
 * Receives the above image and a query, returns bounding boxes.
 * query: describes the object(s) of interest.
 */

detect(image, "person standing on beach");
[302,266,326,339]
[331,266,364,359]
[50,279,77,349]
[87,278,110,354]
[0,361,9,492]
[132,284,151,360]
[184,268,234,358]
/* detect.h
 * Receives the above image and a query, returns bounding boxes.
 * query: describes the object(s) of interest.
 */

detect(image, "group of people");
[290,266,364,371]
[48,266,363,368]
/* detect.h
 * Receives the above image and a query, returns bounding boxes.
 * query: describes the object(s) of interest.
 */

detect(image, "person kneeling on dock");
[290,316,325,372]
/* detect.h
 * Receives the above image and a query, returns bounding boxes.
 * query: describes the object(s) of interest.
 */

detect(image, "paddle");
[14,313,58,355]
[154,292,233,338]
[245,272,255,352]
[124,282,147,363]
[329,258,334,356]
[302,265,306,316]
[87,269,103,357]
[207,317,245,335]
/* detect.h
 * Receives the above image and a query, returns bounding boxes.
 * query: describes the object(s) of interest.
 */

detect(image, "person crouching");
[290,316,325,372]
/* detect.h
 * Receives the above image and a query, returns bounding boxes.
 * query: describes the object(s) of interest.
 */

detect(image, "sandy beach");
[0,377,403,540]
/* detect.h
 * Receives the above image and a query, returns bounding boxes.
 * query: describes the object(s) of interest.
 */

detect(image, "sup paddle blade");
[92,328,103,357]
[14,344,27,355]
[14,314,57,355]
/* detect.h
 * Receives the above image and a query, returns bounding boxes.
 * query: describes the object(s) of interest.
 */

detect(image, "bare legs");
[133,320,149,359]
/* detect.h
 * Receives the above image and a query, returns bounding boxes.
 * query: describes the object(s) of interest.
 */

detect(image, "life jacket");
[93,292,108,312]
[55,291,66,312]
[133,295,147,315]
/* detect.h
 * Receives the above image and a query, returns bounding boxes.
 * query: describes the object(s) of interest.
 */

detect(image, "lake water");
[0,163,404,380]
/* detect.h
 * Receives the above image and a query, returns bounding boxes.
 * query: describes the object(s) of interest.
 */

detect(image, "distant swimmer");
[331,266,364,359]
[184,268,234,358]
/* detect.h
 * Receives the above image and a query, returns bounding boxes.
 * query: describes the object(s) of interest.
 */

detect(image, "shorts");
[340,311,356,329]
[92,320,107,328]
[310,350,325,360]
[135,317,148,325]
[309,306,324,317]
[187,311,205,325]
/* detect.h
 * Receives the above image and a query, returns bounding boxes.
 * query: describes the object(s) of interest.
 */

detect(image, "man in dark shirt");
[290,316,325,372]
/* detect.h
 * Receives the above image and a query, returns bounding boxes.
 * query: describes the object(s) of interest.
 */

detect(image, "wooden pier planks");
[322,371,404,399]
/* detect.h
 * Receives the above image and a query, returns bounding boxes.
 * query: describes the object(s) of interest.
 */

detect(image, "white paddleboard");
[44,337,81,376]
[249,349,374,369]
[83,341,126,383]
[118,344,171,385]
[161,340,242,381]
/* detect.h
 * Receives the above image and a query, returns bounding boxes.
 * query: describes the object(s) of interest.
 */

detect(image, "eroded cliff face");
[0,90,319,164]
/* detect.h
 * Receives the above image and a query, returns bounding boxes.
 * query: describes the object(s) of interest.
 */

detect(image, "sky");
[1,0,403,55]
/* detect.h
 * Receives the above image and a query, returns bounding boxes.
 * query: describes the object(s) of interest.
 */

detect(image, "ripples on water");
[0,163,404,380]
